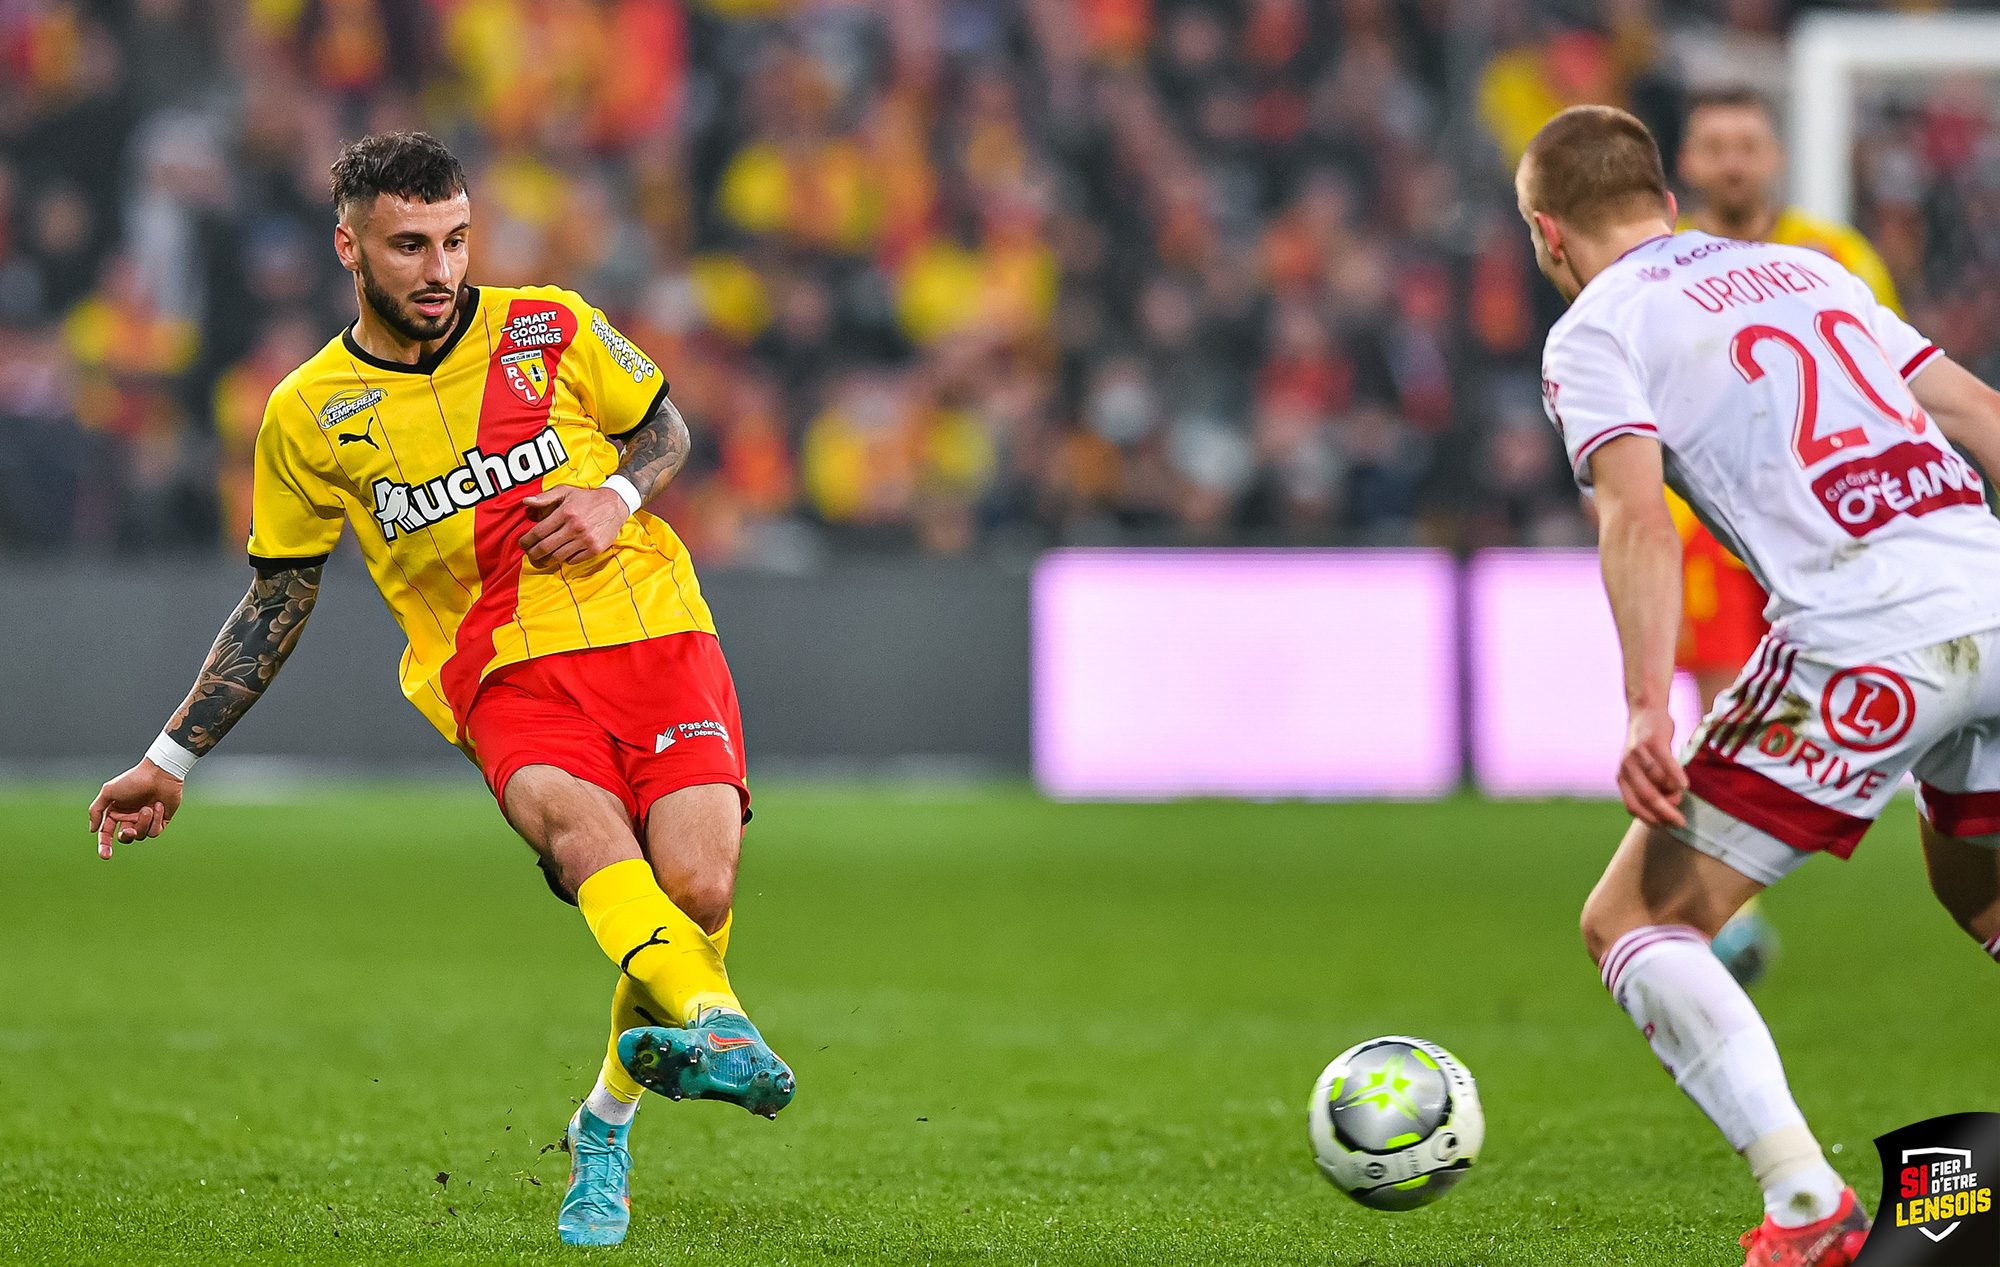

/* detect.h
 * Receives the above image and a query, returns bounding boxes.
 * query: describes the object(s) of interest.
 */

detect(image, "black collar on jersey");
[341,285,481,375]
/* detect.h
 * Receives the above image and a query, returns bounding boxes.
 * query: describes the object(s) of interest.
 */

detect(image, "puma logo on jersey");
[338,427,378,448]
[371,426,569,540]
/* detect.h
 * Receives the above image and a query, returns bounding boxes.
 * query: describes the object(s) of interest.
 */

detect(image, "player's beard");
[357,251,461,344]
[1699,177,1769,234]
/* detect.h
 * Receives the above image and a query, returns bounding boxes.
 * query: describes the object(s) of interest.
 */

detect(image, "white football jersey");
[1542,230,2000,660]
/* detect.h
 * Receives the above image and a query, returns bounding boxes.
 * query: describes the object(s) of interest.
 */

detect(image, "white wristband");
[145,732,199,781]
[602,474,642,515]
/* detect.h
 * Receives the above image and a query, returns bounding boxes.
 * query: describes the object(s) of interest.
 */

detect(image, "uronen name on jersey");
[372,426,568,540]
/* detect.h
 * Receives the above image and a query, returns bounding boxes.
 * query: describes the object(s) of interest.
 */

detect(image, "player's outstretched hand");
[519,485,629,568]
[88,759,184,860]
[1618,706,1688,829]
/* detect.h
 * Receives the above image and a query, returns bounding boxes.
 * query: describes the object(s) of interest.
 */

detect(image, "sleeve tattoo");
[164,565,322,757]
[614,394,692,502]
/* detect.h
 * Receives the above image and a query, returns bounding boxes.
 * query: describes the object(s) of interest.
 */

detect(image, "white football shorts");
[1672,627,2000,884]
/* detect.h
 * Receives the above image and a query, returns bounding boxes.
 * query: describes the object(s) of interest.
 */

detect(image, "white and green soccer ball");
[1308,1035,1484,1211]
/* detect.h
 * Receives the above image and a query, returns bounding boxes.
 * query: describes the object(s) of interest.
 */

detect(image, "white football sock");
[1749,1127,1848,1228]
[583,1076,640,1126]
[1601,926,1843,1227]
[1984,930,2000,964]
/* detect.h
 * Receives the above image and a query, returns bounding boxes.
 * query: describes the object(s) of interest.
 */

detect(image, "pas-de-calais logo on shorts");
[654,720,732,756]
[1855,1113,1999,1265]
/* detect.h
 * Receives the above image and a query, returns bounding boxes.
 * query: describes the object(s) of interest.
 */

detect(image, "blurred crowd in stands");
[0,0,1995,563]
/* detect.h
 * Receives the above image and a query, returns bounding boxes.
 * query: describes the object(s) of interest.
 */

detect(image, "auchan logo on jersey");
[1810,440,1984,538]
[371,425,568,541]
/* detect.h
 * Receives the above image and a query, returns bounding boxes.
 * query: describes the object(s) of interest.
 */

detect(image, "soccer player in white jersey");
[1521,105,2000,1267]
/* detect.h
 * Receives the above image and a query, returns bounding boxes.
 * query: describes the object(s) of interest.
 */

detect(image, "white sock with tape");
[1601,926,1841,1226]
[1747,1125,1846,1228]
[583,1075,639,1126]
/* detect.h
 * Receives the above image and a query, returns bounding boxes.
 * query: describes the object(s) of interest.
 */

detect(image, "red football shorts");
[465,632,749,831]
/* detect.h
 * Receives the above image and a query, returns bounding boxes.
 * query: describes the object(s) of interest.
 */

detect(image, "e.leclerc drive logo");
[1855,1113,2000,1266]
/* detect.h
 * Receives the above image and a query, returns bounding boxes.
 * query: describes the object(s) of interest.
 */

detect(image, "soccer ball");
[1308,1035,1484,1211]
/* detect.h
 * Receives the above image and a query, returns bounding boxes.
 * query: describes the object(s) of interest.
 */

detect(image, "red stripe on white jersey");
[1570,422,1659,477]
[1706,640,1792,759]
[1707,640,1779,753]
[1901,344,1943,380]
[1984,930,2000,963]
[1724,645,1797,759]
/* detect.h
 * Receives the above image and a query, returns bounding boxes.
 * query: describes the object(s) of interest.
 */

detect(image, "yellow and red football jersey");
[1669,493,1768,674]
[248,285,714,744]
[1762,207,1903,316]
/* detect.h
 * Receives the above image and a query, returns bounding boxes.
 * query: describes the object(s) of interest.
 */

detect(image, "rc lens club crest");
[503,349,549,405]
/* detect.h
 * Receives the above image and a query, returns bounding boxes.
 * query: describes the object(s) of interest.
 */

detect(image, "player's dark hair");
[1520,105,1671,233]
[329,132,467,217]
[1684,86,1777,126]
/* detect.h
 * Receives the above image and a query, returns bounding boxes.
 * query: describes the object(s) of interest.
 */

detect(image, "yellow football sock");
[598,911,732,1103]
[578,859,741,1034]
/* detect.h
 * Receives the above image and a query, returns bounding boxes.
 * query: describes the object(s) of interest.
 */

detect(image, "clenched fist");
[518,484,630,567]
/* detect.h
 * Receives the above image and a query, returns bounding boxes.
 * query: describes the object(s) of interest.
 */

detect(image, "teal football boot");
[557,1104,632,1246]
[616,1009,796,1119]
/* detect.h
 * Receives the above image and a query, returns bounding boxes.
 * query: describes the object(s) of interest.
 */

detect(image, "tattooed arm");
[87,564,323,857]
[517,393,692,567]
[607,393,693,498]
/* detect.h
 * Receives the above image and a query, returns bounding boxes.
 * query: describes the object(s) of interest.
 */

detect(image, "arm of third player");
[87,564,323,858]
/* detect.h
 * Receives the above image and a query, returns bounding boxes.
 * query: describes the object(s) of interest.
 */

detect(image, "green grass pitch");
[2,782,1994,1265]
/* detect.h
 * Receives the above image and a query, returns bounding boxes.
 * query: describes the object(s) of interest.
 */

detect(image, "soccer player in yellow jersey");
[1673,87,1908,989]
[84,132,791,1247]
[1678,88,1902,315]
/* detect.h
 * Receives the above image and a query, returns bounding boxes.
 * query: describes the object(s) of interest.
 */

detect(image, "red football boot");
[1739,1187,1871,1267]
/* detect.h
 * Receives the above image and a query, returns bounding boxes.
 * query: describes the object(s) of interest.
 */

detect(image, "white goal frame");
[1790,12,2000,223]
